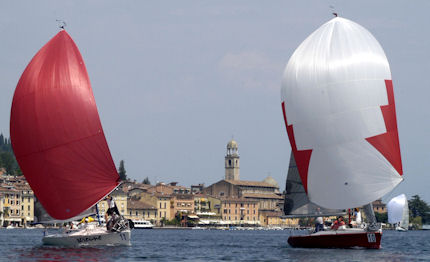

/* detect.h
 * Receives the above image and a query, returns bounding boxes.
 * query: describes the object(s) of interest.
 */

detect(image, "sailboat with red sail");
[281,16,403,249]
[10,28,131,246]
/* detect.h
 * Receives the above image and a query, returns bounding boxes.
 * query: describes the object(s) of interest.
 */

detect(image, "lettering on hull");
[76,235,102,243]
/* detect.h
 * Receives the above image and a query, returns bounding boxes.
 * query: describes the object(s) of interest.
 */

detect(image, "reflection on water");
[12,246,129,262]
[2,228,430,261]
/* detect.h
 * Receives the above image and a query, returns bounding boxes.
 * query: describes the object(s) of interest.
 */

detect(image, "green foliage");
[118,160,127,181]
[143,177,151,185]
[375,212,388,223]
[410,216,422,229]
[409,195,430,224]
[0,134,21,175]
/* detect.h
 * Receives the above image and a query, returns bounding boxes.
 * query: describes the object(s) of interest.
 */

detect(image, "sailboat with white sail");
[281,16,403,249]
[10,28,131,246]
[387,194,409,231]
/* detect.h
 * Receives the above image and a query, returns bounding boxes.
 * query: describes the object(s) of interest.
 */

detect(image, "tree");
[143,177,151,185]
[409,195,430,224]
[0,152,15,175]
[118,160,127,181]
[374,212,388,223]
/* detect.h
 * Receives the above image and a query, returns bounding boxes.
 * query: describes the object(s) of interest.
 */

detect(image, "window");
[164,212,166,218]
[160,212,162,217]
[160,203,162,208]
[247,210,249,214]
[28,205,30,211]
[136,211,138,216]
[17,210,20,215]
[235,210,237,214]
[253,210,255,214]
[164,203,166,209]
[130,211,132,216]
[224,209,227,214]
[229,159,231,166]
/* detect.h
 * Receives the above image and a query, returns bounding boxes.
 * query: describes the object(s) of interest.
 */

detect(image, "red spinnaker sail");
[10,30,120,220]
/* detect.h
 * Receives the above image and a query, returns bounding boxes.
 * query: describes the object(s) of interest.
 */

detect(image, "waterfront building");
[372,199,387,213]
[259,210,284,227]
[194,194,222,216]
[221,198,259,225]
[203,179,282,211]
[203,139,283,216]
[126,200,157,223]
[0,174,35,227]
[132,191,173,225]
[171,194,194,216]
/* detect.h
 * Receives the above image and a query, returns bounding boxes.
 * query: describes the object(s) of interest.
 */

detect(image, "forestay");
[281,17,403,209]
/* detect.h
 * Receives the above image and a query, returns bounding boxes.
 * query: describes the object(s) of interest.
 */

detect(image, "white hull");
[133,220,154,229]
[43,226,131,247]
[396,226,407,232]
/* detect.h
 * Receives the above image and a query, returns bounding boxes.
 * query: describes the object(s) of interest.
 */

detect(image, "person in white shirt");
[104,195,120,222]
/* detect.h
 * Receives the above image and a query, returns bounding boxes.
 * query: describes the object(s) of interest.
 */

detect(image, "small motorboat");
[132,220,154,229]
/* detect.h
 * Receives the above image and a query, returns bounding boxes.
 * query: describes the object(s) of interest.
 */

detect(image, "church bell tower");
[225,139,240,180]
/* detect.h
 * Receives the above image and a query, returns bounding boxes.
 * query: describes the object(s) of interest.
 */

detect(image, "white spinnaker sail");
[387,194,409,227]
[281,17,403,209]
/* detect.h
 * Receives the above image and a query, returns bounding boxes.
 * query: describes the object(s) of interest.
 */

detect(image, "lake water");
[1,228,429,261]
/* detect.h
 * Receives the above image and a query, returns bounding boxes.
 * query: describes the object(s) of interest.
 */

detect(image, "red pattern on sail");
[282,102,313,193]
[366,80,403,175]
[10,30,119,220]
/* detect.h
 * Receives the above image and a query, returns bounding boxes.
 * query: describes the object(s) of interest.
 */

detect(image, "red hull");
[288,231,382,249]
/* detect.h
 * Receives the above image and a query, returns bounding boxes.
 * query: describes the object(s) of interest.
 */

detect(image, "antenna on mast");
[56,19,67,30]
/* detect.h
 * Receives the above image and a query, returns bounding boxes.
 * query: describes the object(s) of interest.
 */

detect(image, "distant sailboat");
[387,194,409,231]
[281,16,403,249]
[10,29,131,246]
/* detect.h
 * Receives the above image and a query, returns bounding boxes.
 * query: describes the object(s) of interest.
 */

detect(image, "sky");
[0,1,429,203]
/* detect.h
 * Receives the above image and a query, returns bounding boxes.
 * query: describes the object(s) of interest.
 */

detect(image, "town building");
[126,200,157,223]
[221,198,259,225]
[372,199,387,214]
[171,194,195,216]
[203,139,283,224]
[0,174,35,227]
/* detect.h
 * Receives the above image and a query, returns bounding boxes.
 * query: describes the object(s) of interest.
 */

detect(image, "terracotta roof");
[152,192,172,198]
[225,180,278,188]
[260,210,283,217]
[220,197,259,203]
[127,200,157,210]
[242,193,283,200]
